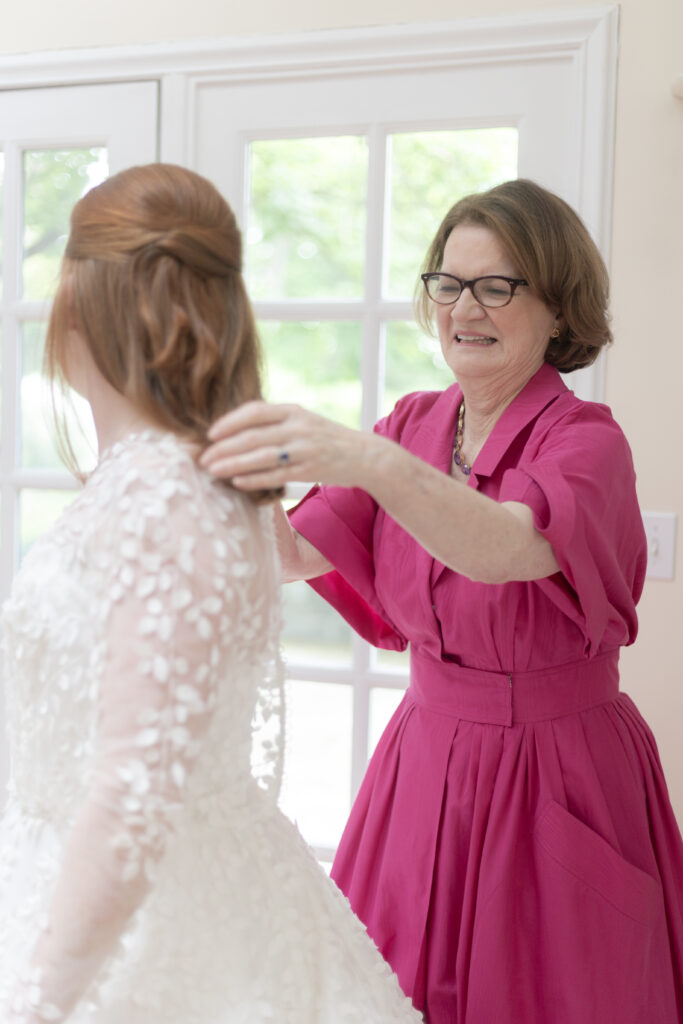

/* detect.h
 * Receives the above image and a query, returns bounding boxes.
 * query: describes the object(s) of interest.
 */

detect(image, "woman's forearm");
[273,501,332,582]
[356,435,559,584]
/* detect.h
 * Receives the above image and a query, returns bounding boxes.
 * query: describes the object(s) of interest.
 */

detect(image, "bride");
[0,163,420,1024]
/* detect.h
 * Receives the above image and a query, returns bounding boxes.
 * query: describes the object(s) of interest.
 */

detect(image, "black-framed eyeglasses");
[421,273,529,308]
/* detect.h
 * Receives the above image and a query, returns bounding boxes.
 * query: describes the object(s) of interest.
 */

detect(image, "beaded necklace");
[452,401,472,476]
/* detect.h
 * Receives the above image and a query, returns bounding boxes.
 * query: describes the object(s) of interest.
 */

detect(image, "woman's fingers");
[230,466,294,491]
[207,401,295,442]
[201,403,338,486]
[201,425,287,465]
[203,443,299,481]
[201,402,313,472]
[201,399,373,489]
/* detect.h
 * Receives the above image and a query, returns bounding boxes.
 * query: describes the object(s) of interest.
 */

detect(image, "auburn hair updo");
[46,162,278,502]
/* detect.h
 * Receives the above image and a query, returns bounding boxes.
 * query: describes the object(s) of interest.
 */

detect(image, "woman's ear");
[551,312,563,338]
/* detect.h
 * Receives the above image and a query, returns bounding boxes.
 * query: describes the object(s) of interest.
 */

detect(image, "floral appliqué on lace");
[0,431,419,1024]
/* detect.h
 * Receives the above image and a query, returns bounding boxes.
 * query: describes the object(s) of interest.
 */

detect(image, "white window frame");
[0,82,159,796]
[0,82,159,601]
[0,9,618,858]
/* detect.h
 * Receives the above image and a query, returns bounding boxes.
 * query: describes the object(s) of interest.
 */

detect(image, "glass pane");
[246,136,368,300]
[279,679,352,848]
[22,148,108,300]
[20,488,77,557]
[382,320,454,417]
[369,686,407,755]
[281,581,353,668]
[260,320,362,427]
[385,128,519,298]
[21,323,96,471]
[373,646,410,674]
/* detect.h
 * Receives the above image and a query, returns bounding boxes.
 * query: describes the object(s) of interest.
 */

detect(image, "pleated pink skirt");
[332,649,683,1023]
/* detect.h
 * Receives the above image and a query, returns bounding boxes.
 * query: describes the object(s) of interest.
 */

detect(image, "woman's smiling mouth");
[455,334,497,345]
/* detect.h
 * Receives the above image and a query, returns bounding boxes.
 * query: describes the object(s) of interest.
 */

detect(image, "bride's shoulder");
[93,429,195,484]
[89,429,262,541]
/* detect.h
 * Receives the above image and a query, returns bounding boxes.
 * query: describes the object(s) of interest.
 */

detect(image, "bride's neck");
[88,381,160,456]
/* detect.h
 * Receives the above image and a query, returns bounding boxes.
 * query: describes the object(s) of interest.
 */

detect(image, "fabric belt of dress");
[408,648,620,726]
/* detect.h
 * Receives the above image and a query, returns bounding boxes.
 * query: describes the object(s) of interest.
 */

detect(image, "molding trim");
[0,8,617,88]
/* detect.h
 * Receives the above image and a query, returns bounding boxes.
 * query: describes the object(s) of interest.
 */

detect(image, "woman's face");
[435,223,558,395]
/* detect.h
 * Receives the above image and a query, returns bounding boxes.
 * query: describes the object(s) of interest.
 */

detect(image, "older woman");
[201,179,683,1024]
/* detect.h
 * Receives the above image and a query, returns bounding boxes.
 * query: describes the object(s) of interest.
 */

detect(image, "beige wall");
[3,0,682,821]
[606,0,683,825]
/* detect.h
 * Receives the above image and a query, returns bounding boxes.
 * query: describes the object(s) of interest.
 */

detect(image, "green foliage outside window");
[386,128,519,296]
[247,136,368,300]
[383,321,454,417]
[247,128,518,419]
[22,148,107,300]
[260,321,362,427]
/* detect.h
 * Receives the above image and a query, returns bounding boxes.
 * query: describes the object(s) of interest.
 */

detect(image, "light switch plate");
[642,512,676,580]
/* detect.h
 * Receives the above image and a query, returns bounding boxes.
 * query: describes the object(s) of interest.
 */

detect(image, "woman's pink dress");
[290,363,683,1024]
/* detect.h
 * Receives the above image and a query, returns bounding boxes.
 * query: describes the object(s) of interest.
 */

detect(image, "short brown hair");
[415,178,612,373]
[46,163,278,501]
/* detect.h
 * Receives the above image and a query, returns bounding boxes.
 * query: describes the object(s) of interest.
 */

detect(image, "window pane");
[385,128,518,298]
[369,686,406,755]
[282,581,353,667]
[373,646,410,674]
[260,320,362,427]
[20,488,76,557]
[279,679,352,848]
[21,323,96,471]
[382,320,454,417]
[246,136,368,300]
[22,148,108,300]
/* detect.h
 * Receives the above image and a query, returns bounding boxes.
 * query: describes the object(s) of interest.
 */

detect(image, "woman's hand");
[200,401,378,491]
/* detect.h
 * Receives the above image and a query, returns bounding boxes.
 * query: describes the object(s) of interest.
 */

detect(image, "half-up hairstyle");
[46,162,279,502]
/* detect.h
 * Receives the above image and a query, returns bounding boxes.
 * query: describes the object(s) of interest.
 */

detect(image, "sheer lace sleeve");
[6,440,269,1022]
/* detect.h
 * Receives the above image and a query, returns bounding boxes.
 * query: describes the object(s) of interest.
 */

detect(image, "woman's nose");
[450,290,485,318]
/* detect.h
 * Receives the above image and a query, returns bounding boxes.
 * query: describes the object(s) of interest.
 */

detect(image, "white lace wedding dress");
[0,432,420,1024]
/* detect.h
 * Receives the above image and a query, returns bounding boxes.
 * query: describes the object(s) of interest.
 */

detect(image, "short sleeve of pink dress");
[286,479,407,650]
[496,396,646,657]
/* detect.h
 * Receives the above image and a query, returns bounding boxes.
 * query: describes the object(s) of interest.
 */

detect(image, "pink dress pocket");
[534,799,661,928]
[524,799,670,1023]
[464,800,672,1024]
